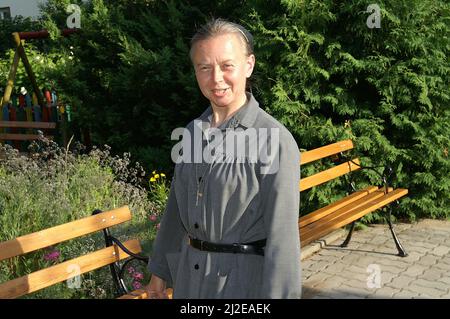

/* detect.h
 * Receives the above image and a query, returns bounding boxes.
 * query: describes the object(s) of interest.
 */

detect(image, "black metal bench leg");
[386,204,408,257]
[340,221,355,247]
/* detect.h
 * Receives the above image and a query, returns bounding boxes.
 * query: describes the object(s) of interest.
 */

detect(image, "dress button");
[194,264,199,270]
[194,223,199,229]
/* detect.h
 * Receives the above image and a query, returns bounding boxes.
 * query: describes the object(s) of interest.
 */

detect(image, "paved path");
[301,219,450,299]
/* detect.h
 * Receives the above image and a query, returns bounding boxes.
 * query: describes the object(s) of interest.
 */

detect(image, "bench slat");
[0,133,54,141]
[118,288,174,299]
[0,121,57,129]
[0,239,141,299]
[301,139,354,165]
[299,186,379,228]
[300,188,408,246]
[300,158,360,191]
[0,206,132,262]
[300,188,391,239]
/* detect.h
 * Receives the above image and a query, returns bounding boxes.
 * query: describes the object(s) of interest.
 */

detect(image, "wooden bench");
[0,206,156,299]
[298,139,408,256]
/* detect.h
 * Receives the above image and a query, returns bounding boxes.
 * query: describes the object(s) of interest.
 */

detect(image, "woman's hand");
[143,274,169,299]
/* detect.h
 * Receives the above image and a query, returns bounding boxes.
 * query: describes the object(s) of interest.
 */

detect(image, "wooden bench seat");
[298,139,408,255]
[0,206,147,299]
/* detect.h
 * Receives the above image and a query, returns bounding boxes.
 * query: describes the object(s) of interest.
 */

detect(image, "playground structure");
[0,29,77,151]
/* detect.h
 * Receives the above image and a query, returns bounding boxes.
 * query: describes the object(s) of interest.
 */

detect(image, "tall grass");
[0,138,169,298]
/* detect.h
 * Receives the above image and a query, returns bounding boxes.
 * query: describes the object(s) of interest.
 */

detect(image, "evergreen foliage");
[1,0,448,220]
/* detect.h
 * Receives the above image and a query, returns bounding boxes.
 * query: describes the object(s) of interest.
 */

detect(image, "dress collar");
[196,92,259,131]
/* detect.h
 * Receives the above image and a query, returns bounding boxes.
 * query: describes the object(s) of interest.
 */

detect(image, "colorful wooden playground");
[0,30,77,151]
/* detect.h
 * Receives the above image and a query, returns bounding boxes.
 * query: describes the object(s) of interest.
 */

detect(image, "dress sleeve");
[259,129,302,298]
[147,171,187,287]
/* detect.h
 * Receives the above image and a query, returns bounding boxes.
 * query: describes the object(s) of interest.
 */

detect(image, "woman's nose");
[212,66,224,83]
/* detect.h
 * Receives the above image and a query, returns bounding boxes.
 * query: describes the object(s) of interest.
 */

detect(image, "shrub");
[0,138,167,298]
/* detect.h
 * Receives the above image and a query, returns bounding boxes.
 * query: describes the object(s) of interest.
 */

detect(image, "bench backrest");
[0,206,141,299]
[299,139,360,192]
[0,120,56,141]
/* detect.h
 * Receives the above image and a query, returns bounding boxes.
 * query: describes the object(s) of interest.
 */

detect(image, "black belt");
[189,237,266,256]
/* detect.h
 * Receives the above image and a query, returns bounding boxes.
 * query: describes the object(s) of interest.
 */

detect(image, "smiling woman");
[143,18,302,299]
[190,22,255,128]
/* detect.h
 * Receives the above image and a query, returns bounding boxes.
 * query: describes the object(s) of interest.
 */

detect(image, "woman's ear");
[246,54,256,78]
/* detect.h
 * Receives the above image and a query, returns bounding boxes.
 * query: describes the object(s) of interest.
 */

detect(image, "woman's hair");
[189,18,254,58]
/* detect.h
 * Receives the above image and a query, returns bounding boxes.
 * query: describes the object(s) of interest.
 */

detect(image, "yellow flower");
[154,174,160,179]
[150,177,156,182]
[161,173,166,177]
[152,170,156,174]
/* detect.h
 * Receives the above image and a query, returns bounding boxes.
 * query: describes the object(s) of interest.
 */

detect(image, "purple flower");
[156,223,160,230]
[127,266,136,274]
[44,250,60,262]
[149,214,158,222]
[132,281,142,290]
[133,272,144,281]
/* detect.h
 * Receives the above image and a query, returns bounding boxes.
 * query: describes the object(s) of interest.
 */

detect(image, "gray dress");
[148,93,302,299]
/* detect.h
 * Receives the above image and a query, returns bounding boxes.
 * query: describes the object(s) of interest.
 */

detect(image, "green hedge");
[3,0,448,221]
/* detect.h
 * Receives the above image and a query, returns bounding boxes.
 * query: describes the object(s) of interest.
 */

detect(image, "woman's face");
[191,33,255,110]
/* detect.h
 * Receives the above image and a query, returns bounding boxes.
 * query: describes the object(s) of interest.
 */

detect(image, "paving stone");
[322,262,348,274]
[334,285,372,298]
[338,270,368,282]
[356,263,403,276]
[302,269,314,280]
[367,286,398,298]
[316,276,347,289]
[318,248,350,258]
[407,245,432,255]
[370,236,389,245]
[416,255,439,267]
[413,241,436,249]
[307,254,338,264]
[301,259,319,271]
[303,272,332,287]
[413,279,450,292]
[386,275,416,290]
[353,255,381,267]
[428,235,449,244]
[441,256,450,265]
[430,245,450,257]
[339,254,362,265]
[393,289,420,299]
[380,271,398,285]
[346,264,368,274]
[399,251,423,263]
[437,277,450,285]
[306,260,331,272]
[420,268,447,281]
[402,264,428,277]
[407,284,446,297]
[434,262,450,271]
